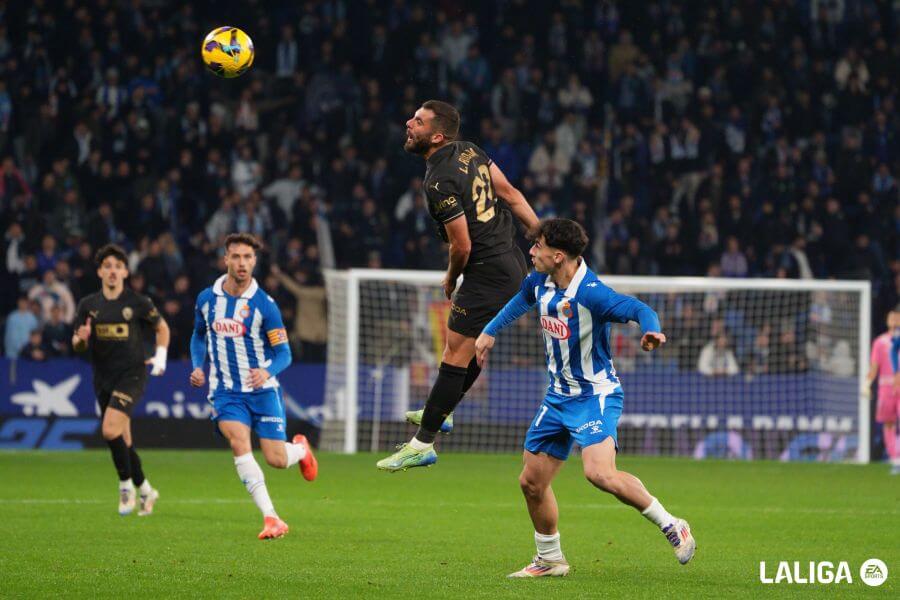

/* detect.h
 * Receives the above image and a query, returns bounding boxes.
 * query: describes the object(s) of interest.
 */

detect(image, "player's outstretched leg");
[378,334,477,471]
[582,438,696,565]
[509,451,570,578]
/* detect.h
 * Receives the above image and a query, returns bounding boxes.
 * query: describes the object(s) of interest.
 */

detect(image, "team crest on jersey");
[561,302,573,318]
[122,307,133,320]
[541,316,570,340]
[213,318,247,337]
[238,305,251,320]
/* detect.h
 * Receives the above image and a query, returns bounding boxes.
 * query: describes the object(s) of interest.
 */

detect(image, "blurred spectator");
[720,237,748,278]
[698,333,740,376]
[269,264,327,362]
[27,270,75,324]
[42,304,71,358]
[22,329,48,362]
[4,296,39,358]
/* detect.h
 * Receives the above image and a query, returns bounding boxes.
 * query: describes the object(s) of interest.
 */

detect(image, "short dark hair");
[421,100,460,141]
[94,243,128,267]
[535,218,589,258]
[224,233,262,253]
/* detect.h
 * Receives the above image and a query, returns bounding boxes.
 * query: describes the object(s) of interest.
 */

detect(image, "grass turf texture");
[0,451,896,599]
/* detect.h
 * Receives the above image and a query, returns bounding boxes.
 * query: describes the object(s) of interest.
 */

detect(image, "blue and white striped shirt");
[484,260,661,398]
[192,276,291,397]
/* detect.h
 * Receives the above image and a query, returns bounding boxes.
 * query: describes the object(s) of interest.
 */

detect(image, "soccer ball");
[201,26,255,78]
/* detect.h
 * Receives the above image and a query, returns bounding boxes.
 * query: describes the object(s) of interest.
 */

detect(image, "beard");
[404,133,433,155]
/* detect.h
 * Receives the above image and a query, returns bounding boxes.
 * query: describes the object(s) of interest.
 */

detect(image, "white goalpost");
[323,269,871,463]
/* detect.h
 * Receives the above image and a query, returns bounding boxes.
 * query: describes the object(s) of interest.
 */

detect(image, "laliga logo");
[213,318,247,337]
[541,316,570,340]
[759,558,887,586]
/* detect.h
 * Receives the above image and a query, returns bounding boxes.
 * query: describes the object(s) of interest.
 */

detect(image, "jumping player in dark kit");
[72,244,170,515]
[377,100,540,471]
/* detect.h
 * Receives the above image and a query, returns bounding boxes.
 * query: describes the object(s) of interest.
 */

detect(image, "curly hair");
[534,218,589,258]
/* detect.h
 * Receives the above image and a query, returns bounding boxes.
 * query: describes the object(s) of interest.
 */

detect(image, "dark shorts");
[448,247,528,338]
[95,370,147,417]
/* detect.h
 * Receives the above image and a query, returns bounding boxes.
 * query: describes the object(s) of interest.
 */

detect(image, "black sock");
[129,446,145,488]
[106,436,131,482]
[460,357,482,397]
[416,362,468,444]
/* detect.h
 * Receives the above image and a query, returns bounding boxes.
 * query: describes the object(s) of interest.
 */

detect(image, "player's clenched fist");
[72,317,92,351]
[190,368,206,388]
[640,332,667,351]
[75,317,92,342]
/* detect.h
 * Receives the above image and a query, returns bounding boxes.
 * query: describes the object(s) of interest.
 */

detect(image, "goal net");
[323,270,871,463]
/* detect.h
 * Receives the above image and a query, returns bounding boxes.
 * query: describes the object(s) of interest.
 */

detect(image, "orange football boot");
[258,516,289,540]
[292,434,318,481]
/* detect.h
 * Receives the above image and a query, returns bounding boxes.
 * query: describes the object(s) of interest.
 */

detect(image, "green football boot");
[405,409,454,433]
[376,443,438,472]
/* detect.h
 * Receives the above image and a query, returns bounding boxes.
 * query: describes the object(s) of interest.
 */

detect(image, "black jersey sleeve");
[425,177,465,224]
[136,295,162,325]
[74,297,91,327]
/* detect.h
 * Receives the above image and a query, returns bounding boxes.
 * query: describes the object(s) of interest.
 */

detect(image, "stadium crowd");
[1,0,898,366]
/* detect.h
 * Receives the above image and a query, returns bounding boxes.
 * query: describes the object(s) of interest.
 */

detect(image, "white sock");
[234,453,277,518]
[284,442,307,467]
[139,479,152,495]
[119,478,134,492]
[535,531,564,561]
[642,497,676,529]
[408,437,433,451]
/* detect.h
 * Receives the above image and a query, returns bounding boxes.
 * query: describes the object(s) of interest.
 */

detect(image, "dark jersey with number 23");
[423,141,516,261]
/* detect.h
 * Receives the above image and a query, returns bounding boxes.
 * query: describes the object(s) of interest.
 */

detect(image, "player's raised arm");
[489,161,539,234]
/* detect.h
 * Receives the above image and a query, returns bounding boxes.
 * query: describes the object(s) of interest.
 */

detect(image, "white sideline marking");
[0,498,896,515]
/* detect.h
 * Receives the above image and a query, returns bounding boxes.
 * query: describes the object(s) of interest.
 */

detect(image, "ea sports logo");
[860,559,887,587]
[541,316,570,340]
[213,318,246,337]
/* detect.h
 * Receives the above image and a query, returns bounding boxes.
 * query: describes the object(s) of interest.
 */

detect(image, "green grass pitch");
[0,450,896,598]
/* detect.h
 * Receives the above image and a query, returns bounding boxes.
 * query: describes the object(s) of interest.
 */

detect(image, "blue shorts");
[524,387,624,461]
[211,388,286,441]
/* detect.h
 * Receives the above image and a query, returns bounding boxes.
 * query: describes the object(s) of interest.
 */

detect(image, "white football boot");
[118,486,136,516]
[138,488,160,516]
[508,555,570,578]
[662,519,696,564]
